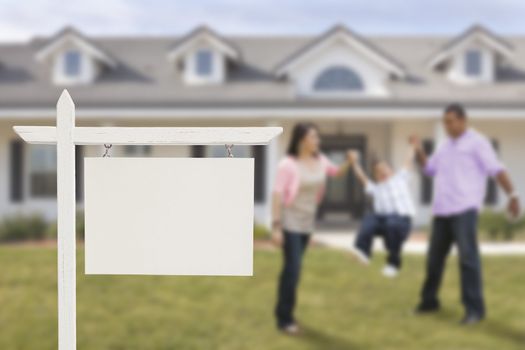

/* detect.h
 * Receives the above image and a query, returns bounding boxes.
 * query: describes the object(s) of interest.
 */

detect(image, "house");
[1,24,524,228]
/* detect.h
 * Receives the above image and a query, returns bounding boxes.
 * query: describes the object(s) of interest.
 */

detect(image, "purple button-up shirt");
[425,129,504,216]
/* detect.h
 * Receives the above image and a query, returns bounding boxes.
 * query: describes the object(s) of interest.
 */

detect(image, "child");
[348,148,416,277]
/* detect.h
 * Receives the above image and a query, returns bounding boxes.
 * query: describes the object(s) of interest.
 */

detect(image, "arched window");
[313,66,364,91]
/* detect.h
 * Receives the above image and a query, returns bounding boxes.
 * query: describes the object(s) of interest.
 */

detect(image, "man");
[413,103,520,325]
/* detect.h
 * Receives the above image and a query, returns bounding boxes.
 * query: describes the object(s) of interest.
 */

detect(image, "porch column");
[433,119,446,144]
[263,123,280,228]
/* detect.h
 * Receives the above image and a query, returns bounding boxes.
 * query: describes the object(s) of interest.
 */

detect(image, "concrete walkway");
[313,231,525,255]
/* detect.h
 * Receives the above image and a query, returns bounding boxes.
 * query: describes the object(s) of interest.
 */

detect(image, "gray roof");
[2,25,525,110]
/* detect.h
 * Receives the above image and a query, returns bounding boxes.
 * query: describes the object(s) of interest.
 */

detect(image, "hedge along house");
[1,24,525,228]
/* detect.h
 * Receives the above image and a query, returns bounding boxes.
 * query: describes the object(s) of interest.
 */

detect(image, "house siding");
[1,117,524,229]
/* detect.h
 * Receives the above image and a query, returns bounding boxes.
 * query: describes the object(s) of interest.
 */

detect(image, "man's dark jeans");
[420,209,485,317]
[355,213,412,268]
[275,230,310,328]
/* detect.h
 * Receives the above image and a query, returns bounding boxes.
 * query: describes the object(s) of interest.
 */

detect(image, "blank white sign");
[84,158,254,276]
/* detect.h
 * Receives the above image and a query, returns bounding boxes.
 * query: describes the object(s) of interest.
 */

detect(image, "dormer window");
[314,66,364,92]
[465,50,482,77]
[64,50,82,77]
[167,26,241,85]
[35,27,117,85]
[196,49,213,77]
[427,25,514,84]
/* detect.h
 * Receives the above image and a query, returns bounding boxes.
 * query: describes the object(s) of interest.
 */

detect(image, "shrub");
[0,213,48,242]
[254,223,270,240]
[478,210,525,241]
[45,211,85,241]
[45,222,58,240]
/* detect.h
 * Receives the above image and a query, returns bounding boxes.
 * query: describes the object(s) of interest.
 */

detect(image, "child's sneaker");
[382,264,399,278]
[350,247,370,265]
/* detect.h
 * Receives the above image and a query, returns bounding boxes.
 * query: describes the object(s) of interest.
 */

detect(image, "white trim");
[36,33,117,68]
[13,126,283,145]
[276,30,406,79]
[3,107,525,119]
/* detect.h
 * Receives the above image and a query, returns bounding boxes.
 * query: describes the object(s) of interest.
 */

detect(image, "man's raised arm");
[409,136,428,169]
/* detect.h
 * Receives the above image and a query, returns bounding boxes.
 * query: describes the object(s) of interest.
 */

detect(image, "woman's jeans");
[355,213,412,268]
[275,230,311,328]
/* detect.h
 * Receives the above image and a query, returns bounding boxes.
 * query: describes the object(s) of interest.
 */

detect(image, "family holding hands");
[272,103,521,335]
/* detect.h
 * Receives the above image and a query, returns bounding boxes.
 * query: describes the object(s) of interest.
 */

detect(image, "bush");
[0,213,48,242]
[478,210,525,241]
[254,223,270,240]
[45,211,85,241]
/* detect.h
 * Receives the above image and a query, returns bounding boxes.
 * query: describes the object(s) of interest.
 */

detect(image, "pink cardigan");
[273,154,339,207]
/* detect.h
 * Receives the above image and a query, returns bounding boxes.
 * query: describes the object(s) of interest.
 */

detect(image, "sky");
[0,0,525,41]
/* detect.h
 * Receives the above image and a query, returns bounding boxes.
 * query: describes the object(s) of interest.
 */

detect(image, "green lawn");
[0,245,524,350]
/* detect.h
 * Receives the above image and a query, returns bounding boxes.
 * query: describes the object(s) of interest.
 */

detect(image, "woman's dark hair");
[287,122,319,157]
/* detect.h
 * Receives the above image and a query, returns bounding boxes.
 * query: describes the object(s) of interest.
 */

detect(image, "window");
[465,50,482,77]
[64,50,82,77]
[195,50,213,76]
[124,145,152,157]
[313,66,364,91]
[29,145,57,197]
[9,140,24,202]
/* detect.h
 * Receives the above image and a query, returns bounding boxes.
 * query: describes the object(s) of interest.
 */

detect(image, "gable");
[427,25,515,84]
[167,26,240,63]
[275,25,407,80]
[36,27,116,68]
[281,32,394,97]
[428,25,513,69]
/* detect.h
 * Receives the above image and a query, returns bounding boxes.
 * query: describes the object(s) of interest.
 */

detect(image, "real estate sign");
[84,157,254,276]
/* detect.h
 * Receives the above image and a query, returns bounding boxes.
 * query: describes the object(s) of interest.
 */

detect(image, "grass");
[0,245,524,350]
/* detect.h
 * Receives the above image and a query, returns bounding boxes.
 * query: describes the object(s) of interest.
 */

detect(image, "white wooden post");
[56,90,77,349]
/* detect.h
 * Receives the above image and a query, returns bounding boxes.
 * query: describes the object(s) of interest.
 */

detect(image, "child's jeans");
[355,213,412,268]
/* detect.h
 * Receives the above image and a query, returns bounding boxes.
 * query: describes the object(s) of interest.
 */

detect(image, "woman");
[272,122,351,335]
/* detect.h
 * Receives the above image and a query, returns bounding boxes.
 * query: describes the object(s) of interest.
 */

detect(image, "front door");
[319,135,367,221]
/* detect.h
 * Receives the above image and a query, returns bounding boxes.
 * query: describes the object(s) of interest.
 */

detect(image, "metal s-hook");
[102,144,113,157]
[225,144,234,158]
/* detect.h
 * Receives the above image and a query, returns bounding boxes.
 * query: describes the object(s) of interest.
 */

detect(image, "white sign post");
[13,90,282,350]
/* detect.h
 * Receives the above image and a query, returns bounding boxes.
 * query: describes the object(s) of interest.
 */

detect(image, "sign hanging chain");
[102,144,113,157]
[225,144,234,158]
